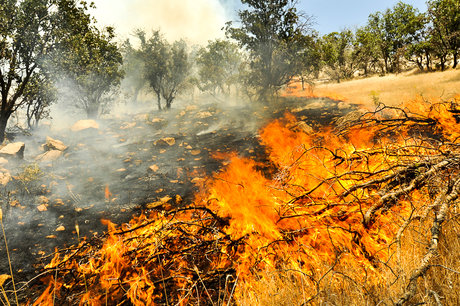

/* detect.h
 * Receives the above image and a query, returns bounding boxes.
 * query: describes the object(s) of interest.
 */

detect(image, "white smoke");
[90,0,234,44]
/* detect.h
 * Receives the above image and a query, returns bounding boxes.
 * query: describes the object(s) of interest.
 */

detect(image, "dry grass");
[289,69,460,108]
[235,211,460,305]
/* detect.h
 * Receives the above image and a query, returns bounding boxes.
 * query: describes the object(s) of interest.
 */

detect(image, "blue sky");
[224,0,429,34]
[296,0,428,34]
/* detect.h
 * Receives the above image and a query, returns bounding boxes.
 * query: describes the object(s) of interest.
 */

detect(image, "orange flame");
[104,184,112,201]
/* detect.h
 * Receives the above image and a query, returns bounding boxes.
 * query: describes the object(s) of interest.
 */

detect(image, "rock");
[154,137,176,147]
[148,165,159,172]
[71,119,99,131]
[36,150,63,162]
[0,142,25,159]
[0,170,11,185]
[0,157,8,165]
[45,136,67,151]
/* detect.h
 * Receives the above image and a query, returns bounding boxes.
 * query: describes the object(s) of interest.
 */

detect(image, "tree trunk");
[86,104,99,119]
[0,112,11,143]
[165,98,172,109]
[425,51,431,71]
[440,55,446,71]
[156,92,162,110]
[453,52,458,69]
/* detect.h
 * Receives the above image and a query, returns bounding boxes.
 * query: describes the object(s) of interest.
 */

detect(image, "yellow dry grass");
[311,69,460,108]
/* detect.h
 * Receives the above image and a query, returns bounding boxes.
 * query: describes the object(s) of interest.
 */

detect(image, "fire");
[32,97,460,304]
[104,184,112,201]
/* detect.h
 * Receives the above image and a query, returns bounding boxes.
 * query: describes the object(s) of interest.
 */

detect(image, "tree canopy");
[226,0,314,101]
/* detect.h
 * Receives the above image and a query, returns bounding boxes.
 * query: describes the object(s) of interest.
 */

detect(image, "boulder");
[0,142,25,159]
[45,136,67,151]
[36,150,63,162]
[71,119,99,132]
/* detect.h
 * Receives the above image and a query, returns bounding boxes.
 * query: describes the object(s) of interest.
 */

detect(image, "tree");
[120,39,147,104]
[0,0,118,140]
[226,0,314,101]
[320,30,356,82]
[52,25,124,118]
[427,0,460,69]
[161,40,190,109]
[22,72,57,129]
[137,31,190,110]
[196,39,242,96]
[353,26,382,75]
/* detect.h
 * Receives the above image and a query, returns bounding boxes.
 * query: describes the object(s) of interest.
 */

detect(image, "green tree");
[196,39,242,96]
[137,31,190,110]
[353,26,382,75]
[22,72,57,129]
[320,30,356,82]
[120,39,147,104]
[226,0,314,101]
[53,25,124,118]
[427,0,460,69]
[0,0,64,141]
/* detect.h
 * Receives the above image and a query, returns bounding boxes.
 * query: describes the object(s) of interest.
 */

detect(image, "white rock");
[36,150,63,162]
[71,120,99,132]
[45,136,68,151]
[0,142,25,159]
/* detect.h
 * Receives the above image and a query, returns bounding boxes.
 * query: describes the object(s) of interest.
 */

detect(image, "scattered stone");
[190,150,201,156]
[120,122,136,130]
[45,136,67,151]
[0,170,11,185]
[148,165,159,172]
[71,119,99,131]
[155,137,176,146]
[56,225,65,232]
[46,235,57,239]
[196,111,212,119]
[36,150,63,162]
[0,142,25,159]
[37,204,47,212]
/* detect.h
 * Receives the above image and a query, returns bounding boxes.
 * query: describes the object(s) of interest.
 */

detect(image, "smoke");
[90,0,236,44]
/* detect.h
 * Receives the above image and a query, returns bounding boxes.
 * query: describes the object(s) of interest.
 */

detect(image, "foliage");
[0,0,121,139]
[195,39,242,96]
[21,72,57,129]
[427,0,460,70]
[226,0,314,101]
[120,39,147,104]
[136,30,191,110]
[51,24,124,118]
[320,30,356,82]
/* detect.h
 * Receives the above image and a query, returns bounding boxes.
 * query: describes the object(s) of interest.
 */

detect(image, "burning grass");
[29,95,460,305]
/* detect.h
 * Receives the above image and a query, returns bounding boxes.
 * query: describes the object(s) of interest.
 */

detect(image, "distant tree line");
[1,0,458,141]
[317,0,460,82]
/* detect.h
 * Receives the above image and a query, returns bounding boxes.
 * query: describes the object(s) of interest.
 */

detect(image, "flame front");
[33,96,460,304]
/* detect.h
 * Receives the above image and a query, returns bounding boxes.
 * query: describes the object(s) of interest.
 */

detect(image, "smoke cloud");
[90,0,236,44]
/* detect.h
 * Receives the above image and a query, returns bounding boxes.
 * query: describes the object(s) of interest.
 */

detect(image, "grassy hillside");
[286,69,460,108]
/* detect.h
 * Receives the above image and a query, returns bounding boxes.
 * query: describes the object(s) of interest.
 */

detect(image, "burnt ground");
[0,96,353,302]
